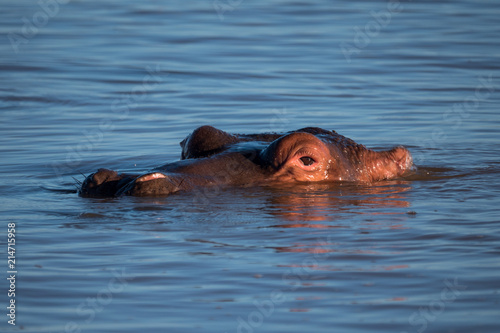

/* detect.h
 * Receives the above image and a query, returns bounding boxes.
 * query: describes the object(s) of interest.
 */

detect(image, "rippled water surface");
[1,1,499,332]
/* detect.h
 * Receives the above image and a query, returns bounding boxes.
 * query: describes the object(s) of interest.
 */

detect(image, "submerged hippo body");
[79,126,413,197]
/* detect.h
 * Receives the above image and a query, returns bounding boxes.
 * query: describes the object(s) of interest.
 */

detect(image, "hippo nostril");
[92,168,118,185]
[136,172,167,183]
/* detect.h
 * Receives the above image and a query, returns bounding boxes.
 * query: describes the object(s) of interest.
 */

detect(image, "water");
[1,0,499,332]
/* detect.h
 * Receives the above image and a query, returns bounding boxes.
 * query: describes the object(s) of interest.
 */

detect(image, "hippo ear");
[179,137,188,159]
[180,125,239,159]
[367,146,413,181]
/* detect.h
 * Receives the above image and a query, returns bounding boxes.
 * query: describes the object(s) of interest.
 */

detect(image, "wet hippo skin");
[79,126,413,197]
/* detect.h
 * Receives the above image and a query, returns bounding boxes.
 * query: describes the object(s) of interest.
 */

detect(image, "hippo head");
[79,126,413,197]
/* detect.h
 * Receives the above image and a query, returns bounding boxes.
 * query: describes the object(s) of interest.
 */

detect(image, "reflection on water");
[265,181,412,222]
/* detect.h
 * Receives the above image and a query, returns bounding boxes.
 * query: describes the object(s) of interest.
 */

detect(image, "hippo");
[79,126,413,197]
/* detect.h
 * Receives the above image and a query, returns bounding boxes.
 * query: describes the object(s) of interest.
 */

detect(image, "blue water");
[1,0,499,332]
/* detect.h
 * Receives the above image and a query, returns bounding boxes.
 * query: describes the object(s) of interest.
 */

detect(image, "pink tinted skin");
[135,172,167,182]
[361,147,413,182]
[261,132,412,184]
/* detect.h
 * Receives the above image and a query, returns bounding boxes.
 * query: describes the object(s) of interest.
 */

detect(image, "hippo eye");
[300,156,315,166]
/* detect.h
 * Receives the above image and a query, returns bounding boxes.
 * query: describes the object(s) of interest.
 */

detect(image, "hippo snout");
[115,173,182,197]
[79,169,132,197]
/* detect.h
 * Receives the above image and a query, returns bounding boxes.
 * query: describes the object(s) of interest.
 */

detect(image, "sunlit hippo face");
[259,132,333,182]
[79,126,413,197]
